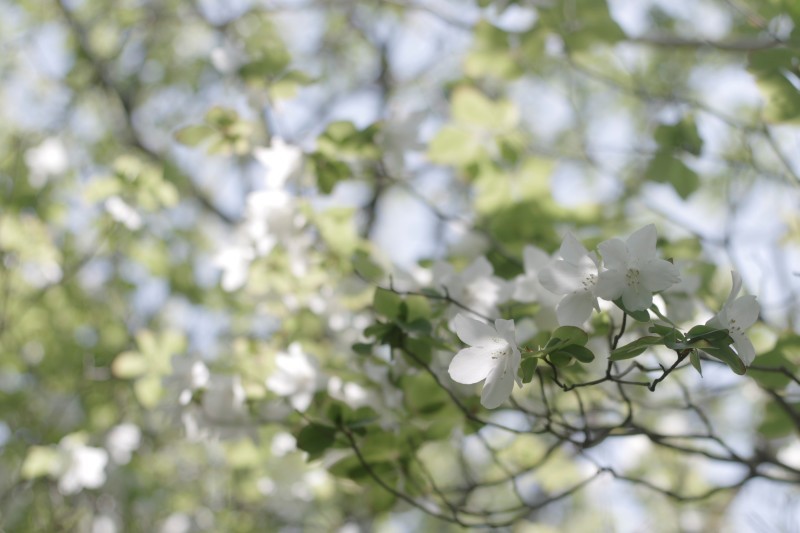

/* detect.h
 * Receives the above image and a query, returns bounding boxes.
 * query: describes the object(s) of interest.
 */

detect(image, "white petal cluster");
[534,225,681,326]
[57,435,108,495]
[214,139,310,291]
[595,225,681,311]
[266,342,325,412]
[433,256,508,320]
[707,271,759,365]
[448,314,521,409]
[538,233,600,327]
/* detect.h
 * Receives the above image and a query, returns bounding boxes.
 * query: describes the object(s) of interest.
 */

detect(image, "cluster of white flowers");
[447,225,760,409]
[214,137,310,291]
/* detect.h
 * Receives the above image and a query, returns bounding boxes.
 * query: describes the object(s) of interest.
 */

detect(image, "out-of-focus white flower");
[433,256,507,320]
[327,376,370,408]
[183,374,252,441]
[104,196,143,230]
[25,137,68,188]
[707,271,759,365]
[266,343,324,412]
[538,233,600,327]
[253,138,303,190]
[595,224,681,311]
[57,435,108,494]
[213,245,254,292]
[270,432,297,457]
[167,355,210,405]
[105,423,141,465]
[448,314,521,409]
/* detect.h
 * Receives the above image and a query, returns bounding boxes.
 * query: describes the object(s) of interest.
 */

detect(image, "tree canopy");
[3,0,800,531]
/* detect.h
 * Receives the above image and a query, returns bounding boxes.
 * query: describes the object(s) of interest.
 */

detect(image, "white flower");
[538,233,600,327]
[595,224,681,311]
[183,374,252,441]
[266,343,324,412]
[214,245,254,292]
[253,138,303,190]
[57,435,108,494]
[707,271,759,365]
[105,423,141,465]
[448,314,521,409]
[433,256,507,320]
[104,196,142,230]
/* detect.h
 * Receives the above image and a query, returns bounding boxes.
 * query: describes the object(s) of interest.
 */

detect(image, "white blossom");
[213,245,254,292]
[253,137,303,190]
[57,435,108,494]
[538,233,600,327]
[707,271,759,365]
[595,224,681,311]
[433,256,507,320]
[104,196,143,230]
[448,314,521,409]
[266,342,324,412]
[105,423,141,465]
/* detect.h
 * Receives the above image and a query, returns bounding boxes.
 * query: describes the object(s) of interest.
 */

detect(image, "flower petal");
[725,271,743,308]
[596,270,626,301]
[494,318,517,347]
[539,260,585,294]
[622,285,653,311]
[523,245,550,273]
[559,232,589,264]
[462,256,493,281]
[480,354,516,409]
[449,347,495,384]
[598,238,629,270]
[640,258,681,292]
[732,332,756,365]
[453,314,497,347]
[626,224,657,260]
[728,295,759,329]
[557,291,595,327]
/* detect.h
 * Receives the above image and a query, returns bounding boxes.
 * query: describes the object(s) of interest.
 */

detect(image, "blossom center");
[490,338,510,360]
[581,273,597,290]
[625,268,641,289]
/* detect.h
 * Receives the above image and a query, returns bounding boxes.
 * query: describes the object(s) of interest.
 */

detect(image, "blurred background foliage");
[3,0,800,531]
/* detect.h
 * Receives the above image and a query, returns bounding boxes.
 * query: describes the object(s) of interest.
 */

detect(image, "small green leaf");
[352,343,373,355]
[610,336,662,361]
[551,326,589,346]
[698,342,746,375]
[373,288,403,319]
[689,349,702,377]
[520,357,538,384]
[556,344,595,363]
[687,325,731,344]
[174,125,216,147]
[296,423,336,456]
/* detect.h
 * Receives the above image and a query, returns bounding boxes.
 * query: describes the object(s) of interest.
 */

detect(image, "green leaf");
[749,346,797,389]
[373,288,403,319]
[296,423,336,456]
[352,343,373,355]
[520,357,538,384]
[699,342,746,375]
[173,125,216,147]
[556,344,595,363]
[427,126,482,166]
[551,326,589,346]
[689,349,702,377]
[687,325,732,344]
[610,336,662,361]
[311,153,350,194]
[402,336,432,366]
[758,400,799,439]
